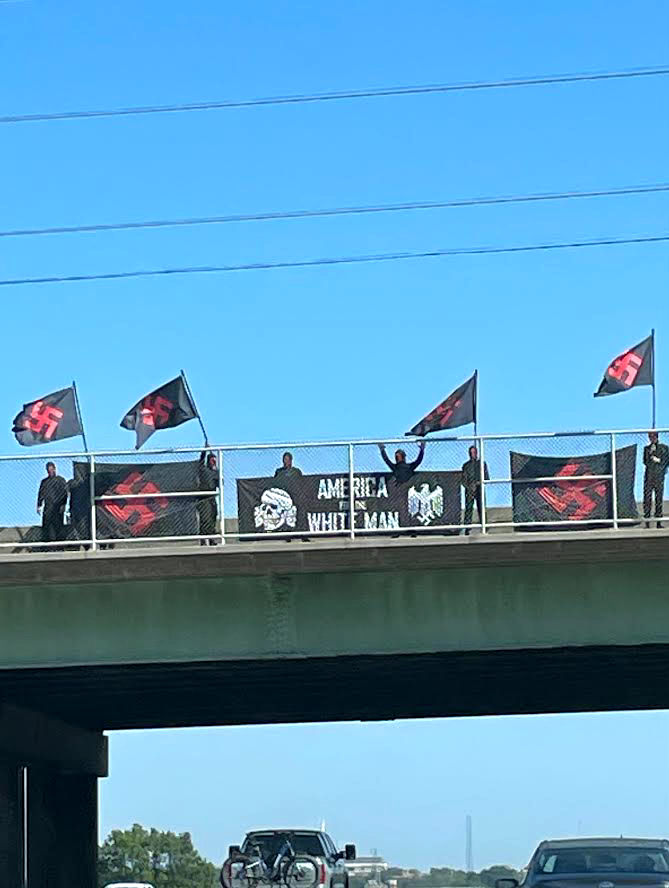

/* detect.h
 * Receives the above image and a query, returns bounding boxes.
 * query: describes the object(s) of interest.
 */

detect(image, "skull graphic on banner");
[254,488,298,532]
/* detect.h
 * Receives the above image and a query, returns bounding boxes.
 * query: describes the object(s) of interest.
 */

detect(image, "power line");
[1,234,666,287]
[3,184,667,239]
[2,65,668,125]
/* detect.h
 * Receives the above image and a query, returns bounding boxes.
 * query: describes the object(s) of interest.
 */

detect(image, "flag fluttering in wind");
[12,386,83,446]
[594,334,654,398]
[406,372,477,436]
[121,376,197,449]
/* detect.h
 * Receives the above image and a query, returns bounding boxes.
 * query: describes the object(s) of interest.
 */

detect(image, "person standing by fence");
[37,461,68,548]
[461,445,489,534]
[198,451,219,545]
[643,431,669,528]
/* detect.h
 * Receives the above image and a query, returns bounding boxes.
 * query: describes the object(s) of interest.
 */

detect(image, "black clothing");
[461,458,489,528]
[380,445,425,484]
[643,442,669,521]
[461,457,489,490]
[274,465,303,482]
[68,475,90,549]
[38,474,68,545]
[38,475,68,510]
[464,487,483,529]
[198,452,219,544]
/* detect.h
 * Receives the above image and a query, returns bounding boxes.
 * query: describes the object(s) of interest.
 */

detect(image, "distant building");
[345,856,389,879]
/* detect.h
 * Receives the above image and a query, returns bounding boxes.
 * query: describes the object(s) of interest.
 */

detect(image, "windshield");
[536,848,669,875]
[243,833,324,859]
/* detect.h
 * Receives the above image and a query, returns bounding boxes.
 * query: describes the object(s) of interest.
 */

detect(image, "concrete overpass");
[1,528,668,887]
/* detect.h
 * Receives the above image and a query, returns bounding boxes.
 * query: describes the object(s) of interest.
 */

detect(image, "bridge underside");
[0,528,668,729]
[0,643,668,730]
[1,529,668,888]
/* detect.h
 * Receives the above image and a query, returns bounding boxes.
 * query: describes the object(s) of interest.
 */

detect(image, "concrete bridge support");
[0,705,107,888]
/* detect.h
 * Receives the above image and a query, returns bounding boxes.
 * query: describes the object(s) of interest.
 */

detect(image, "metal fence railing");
[0,427,666,552]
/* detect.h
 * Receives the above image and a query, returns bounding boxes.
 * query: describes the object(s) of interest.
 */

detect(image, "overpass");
[0,426,667,886]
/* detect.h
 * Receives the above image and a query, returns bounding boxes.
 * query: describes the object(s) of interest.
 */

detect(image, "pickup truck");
[221,828,356,888]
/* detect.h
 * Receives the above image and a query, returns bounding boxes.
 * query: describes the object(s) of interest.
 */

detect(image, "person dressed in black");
[68,469,90,551]
[274,451,303,482]
[37,462,68,548]
[274,451,308,542]
[198,451,219,545]
[461,445,489,534]
[643,431,669,528]
[378,442,426,484]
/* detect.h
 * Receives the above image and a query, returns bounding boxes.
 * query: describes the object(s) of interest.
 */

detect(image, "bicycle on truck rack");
[221,835,323,888]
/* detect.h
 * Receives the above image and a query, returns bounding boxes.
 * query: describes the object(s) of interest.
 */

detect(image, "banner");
[12,387,82,446]
[237,471,462,536]
[73,459,199,539]
[120,376,197,449]
[510,445,638,530]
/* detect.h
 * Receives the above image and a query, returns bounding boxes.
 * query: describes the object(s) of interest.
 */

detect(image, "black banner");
[13,387,82,446]
[73,459,199,539]
[510,445,638,529]
[237,471,462,535]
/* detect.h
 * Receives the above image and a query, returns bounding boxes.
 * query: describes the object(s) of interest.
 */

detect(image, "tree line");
[98,825,521,888]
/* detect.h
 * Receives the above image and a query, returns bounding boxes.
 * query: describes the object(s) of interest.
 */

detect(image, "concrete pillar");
[27,769,97,888]
[0,760,24,888]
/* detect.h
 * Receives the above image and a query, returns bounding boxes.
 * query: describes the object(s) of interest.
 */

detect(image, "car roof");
[537,838,668,850]
[104,883,155,888]
[247,828,323,835]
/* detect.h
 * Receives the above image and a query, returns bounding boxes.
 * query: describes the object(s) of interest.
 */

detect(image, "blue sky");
[2,0,668,870]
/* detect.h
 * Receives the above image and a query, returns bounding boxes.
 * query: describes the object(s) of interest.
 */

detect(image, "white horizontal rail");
[485,474,613,484]
[95,490,216,501]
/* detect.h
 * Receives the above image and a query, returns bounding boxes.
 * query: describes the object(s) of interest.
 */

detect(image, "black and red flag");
[594,334,654,398]
[510,445,639,530]
[121,376,197,449]
[73,458,199,539]
[12,386,83,446]
[406,372,477,437]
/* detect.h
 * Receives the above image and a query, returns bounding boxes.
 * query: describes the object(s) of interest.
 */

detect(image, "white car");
[104,883,155,888]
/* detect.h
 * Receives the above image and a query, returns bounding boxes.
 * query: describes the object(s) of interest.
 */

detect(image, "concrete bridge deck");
[0,527,667,730]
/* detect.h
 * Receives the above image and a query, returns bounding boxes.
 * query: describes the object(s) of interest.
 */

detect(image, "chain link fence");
[0,428,665,553]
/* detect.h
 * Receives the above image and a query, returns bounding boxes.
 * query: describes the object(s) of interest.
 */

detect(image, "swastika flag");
[121,376,197,449]
[406,372,477,436]
[594,334,654,397]
[12,386,82,446]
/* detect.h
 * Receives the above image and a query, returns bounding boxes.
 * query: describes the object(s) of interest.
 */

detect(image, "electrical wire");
[1,234,666,287]
[2,66,668,125]
[2,184,667,239]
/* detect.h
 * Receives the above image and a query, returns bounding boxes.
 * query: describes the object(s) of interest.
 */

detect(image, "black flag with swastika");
[72,459,199,540]
[406,372,477,436]
[121,376,197,449]
[12,387,82,446]
[594,334,654,397]
[510,445,639,530]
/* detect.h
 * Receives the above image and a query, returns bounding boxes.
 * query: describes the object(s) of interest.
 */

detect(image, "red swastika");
[429,398,462,428]
[537,462,608,520]
[140,395,173,428]
[23,401,64,440]
[607,350,642,387]
[104,472,169,536]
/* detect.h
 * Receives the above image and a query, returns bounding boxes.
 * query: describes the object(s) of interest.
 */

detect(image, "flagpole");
[651,328,656,428]
[473,369,479,437]
[180,369,210,445]
[72,380,89,451]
